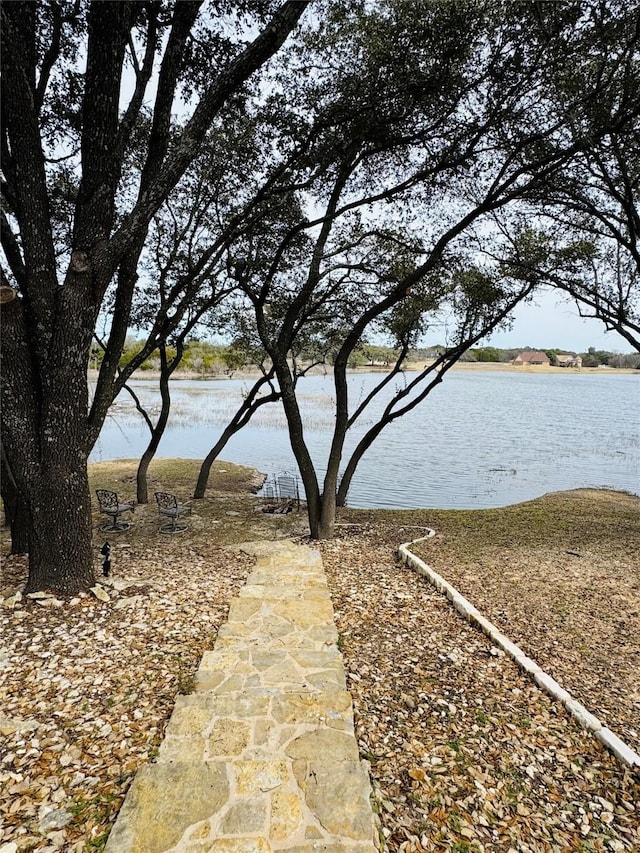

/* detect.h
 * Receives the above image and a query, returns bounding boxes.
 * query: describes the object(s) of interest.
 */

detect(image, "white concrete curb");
[398,535,640,769]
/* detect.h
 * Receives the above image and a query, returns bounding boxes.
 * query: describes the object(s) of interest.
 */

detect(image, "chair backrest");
[155,491,178,510]
[96,489,118,509]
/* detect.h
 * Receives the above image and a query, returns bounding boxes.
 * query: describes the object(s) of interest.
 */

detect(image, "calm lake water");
[90,370,640,509]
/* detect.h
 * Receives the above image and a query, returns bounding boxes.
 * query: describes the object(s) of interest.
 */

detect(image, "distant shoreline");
[89,362,639,382]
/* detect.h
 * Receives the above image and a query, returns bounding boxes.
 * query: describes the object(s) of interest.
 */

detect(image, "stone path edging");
[105,539,378,853]
[398,533,640,769]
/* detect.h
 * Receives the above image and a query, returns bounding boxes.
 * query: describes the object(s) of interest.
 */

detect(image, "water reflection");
[91,371,640,509]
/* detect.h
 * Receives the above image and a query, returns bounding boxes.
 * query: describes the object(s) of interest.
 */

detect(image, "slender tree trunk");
[318,471,339,540]
[136,345,172,504]
[303,479,321,539]
[315,353,350,538]
[194,427,239,500]
[336,428,383,507]
[194,372,278,499]
[317,396,348,537]
[336,465,354,508]
[288,424,322,539]
[136,410,170,504]
[271,357,322,538]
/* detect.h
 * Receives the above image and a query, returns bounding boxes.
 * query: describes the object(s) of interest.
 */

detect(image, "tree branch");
[109,1,310,259]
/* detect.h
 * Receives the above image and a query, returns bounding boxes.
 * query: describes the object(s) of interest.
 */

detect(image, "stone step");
[245,570,328,588]
[239,584,332,600]
[195,648,346,694]
[105,759,376,853]
[217,622,339,651]
[226,596,336,628]
[157,690,356,764]
[214,628,339,653]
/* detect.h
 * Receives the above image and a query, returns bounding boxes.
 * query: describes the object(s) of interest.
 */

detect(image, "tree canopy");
[1,0,638,591]
[181,0,640,537]
[1,0,309,592]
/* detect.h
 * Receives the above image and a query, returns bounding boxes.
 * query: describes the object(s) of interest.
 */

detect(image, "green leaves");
[453,267,504,309]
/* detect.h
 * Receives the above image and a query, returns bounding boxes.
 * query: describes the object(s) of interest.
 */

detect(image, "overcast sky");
[481,287,630,353]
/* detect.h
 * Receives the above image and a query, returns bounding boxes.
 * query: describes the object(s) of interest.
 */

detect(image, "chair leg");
[100,511,131,533]
[159,512,188,534]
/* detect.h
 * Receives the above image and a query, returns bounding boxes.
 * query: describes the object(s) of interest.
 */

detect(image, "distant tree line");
[100,338,640,375]
[90,337,255,377]
[455,345,639,367]
[453,345,640,368]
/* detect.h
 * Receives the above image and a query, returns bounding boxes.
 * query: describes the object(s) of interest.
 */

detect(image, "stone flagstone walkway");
[105,540,378,853]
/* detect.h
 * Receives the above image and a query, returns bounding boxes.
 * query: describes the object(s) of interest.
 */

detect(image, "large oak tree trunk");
[5,498,30,556]
[24,461,94,594]
[6,408,96,595]
[1,286,97,595]
[10,505,30,557]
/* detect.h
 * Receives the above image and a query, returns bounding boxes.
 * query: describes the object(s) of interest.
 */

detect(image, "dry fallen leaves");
[320,532,640,853]
[0,540,252,852]
[1,481,638,853]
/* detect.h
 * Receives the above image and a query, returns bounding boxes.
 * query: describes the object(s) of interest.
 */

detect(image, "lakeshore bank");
[1,460,638,851]
[89,361,640,383]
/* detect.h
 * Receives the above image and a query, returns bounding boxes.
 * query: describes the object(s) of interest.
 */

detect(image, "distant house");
[556,354,582,368]
[512,351,550,366]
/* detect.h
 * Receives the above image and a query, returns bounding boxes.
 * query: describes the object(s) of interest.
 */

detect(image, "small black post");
[100,541,111,577]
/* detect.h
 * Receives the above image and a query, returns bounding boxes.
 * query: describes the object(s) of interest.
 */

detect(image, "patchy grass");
[337,488,640,558]
[333,488,640,754]
[87,457,307,551]
[89,456,260,498]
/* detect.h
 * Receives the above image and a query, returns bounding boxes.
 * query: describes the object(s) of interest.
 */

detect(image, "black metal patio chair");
[96,489,135,532]
[154,491,192,534]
